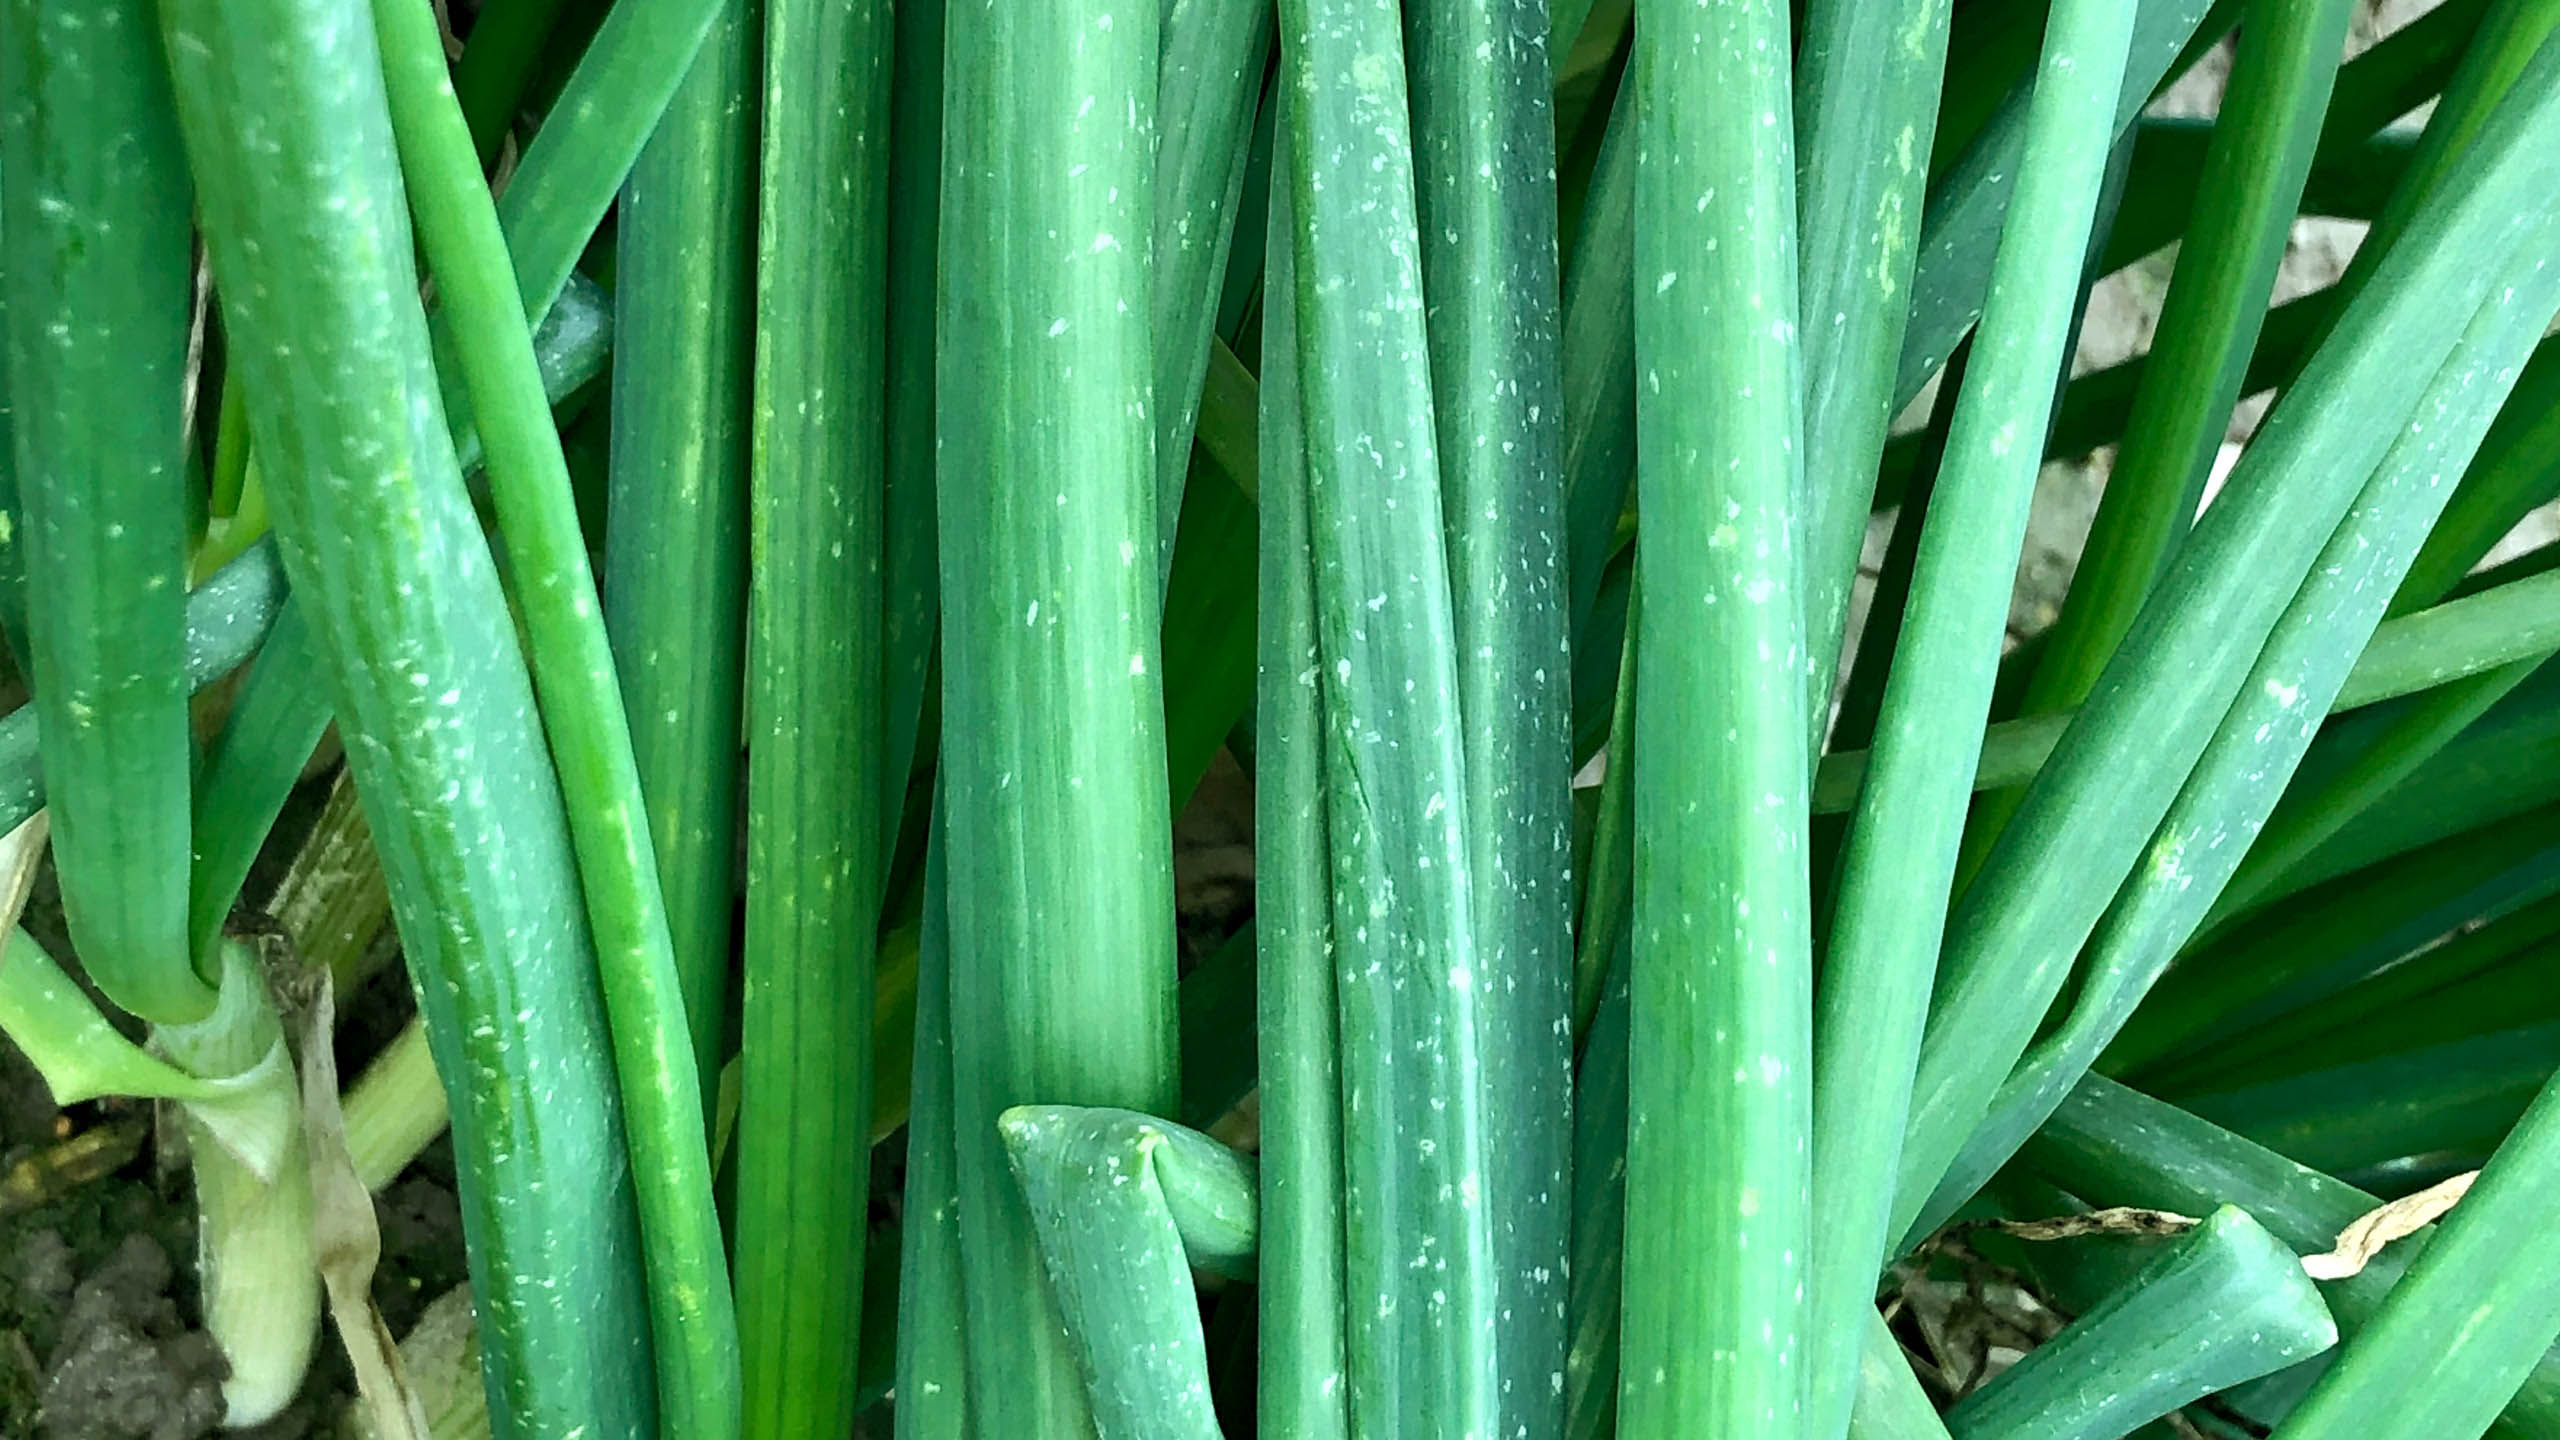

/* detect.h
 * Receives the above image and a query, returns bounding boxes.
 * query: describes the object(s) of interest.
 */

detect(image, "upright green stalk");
[1892,39,2560,1246]
[162,0,656,1431]
[188,605,334,967]
[878,0,943,849]
[1278,2,1498,1431]
[494,0,726,320]
[1573,583,1637,1041]
[2019,0,2356,720]
[1892,0,2218,406]
[894,830,970,1440]
[1792,0,1954,728]
[605,0,759,1109]
[1959,0,2359,875]
[1915,212,2560,1234]
[882,15,955,1425]
[449,0,575,160]
[742,1,891,1435]
[371,2,741,1432]
[1406,2,1574,1426]
[1152,0,1272,576]
[0,0,208,1024]
[1623,1,1811,1436]
[1253,151,1352,1440]
[937,4,1174,1435]
[1563,950,1629,1440]
[1558,81,1633,651]
[0,153,21,668]
[1807,3,2136,1433]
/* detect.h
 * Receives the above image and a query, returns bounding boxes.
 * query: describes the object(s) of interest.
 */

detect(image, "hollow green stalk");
[1406,1,1574,1423]
[894,828,969,1440]
[2146,893,2560,1097]
[1,0,207,1023]
[2238,661,2560,908]
[2097,0,2477,273]
[1558,80,1633,653]
[2215,658,2542,920]
[1891,40,2560,1247]
[1159,461,1259,813]
[1848,1312,1954,1440]
[1252,157,1351,1440]
[199,263,614,589]
[1909,220,2560,1237]
[1001,1107,1257,1440]
[1563,951,1629,1440]
[877,0,942,852]
[371,2,741,1432]
[1891,0,2218,407]
[0,158,20,667]
[1623,1,1812,1435]
[1810,0,2136,1423]
[1971,0,2359,872]
[1152,0,1272,578]
[937,3,1175,1434]
[2391,340,2560,615]
[1571,580,1635,1043]
[1806,565,2560,816]
[739,0,891,1435]
[1792,0,1953,734]
[1244,142,1351,1434]
[1277,2,1503,1431]
[603,0,757,1111]
[1945,1207,2336,1440]
[187,603,333,967]
[450,0,576,161]
[2187,1023,2557,1175]
[2299,0,2560,352]
[162,0,657,1429]
[2131,798,2560,1075]
[492,0,726,321]
[2030,1074,2560,1435]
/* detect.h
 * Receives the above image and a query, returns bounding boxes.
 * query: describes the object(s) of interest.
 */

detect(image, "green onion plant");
[2,1,2559,1438]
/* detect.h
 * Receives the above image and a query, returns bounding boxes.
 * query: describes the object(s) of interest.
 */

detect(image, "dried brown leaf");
[292,970,430,1440]
[2301,1171,2478,1280]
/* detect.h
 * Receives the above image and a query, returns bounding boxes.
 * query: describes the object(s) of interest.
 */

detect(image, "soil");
[0,740,1254,1440]
[0,880,471,1440]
